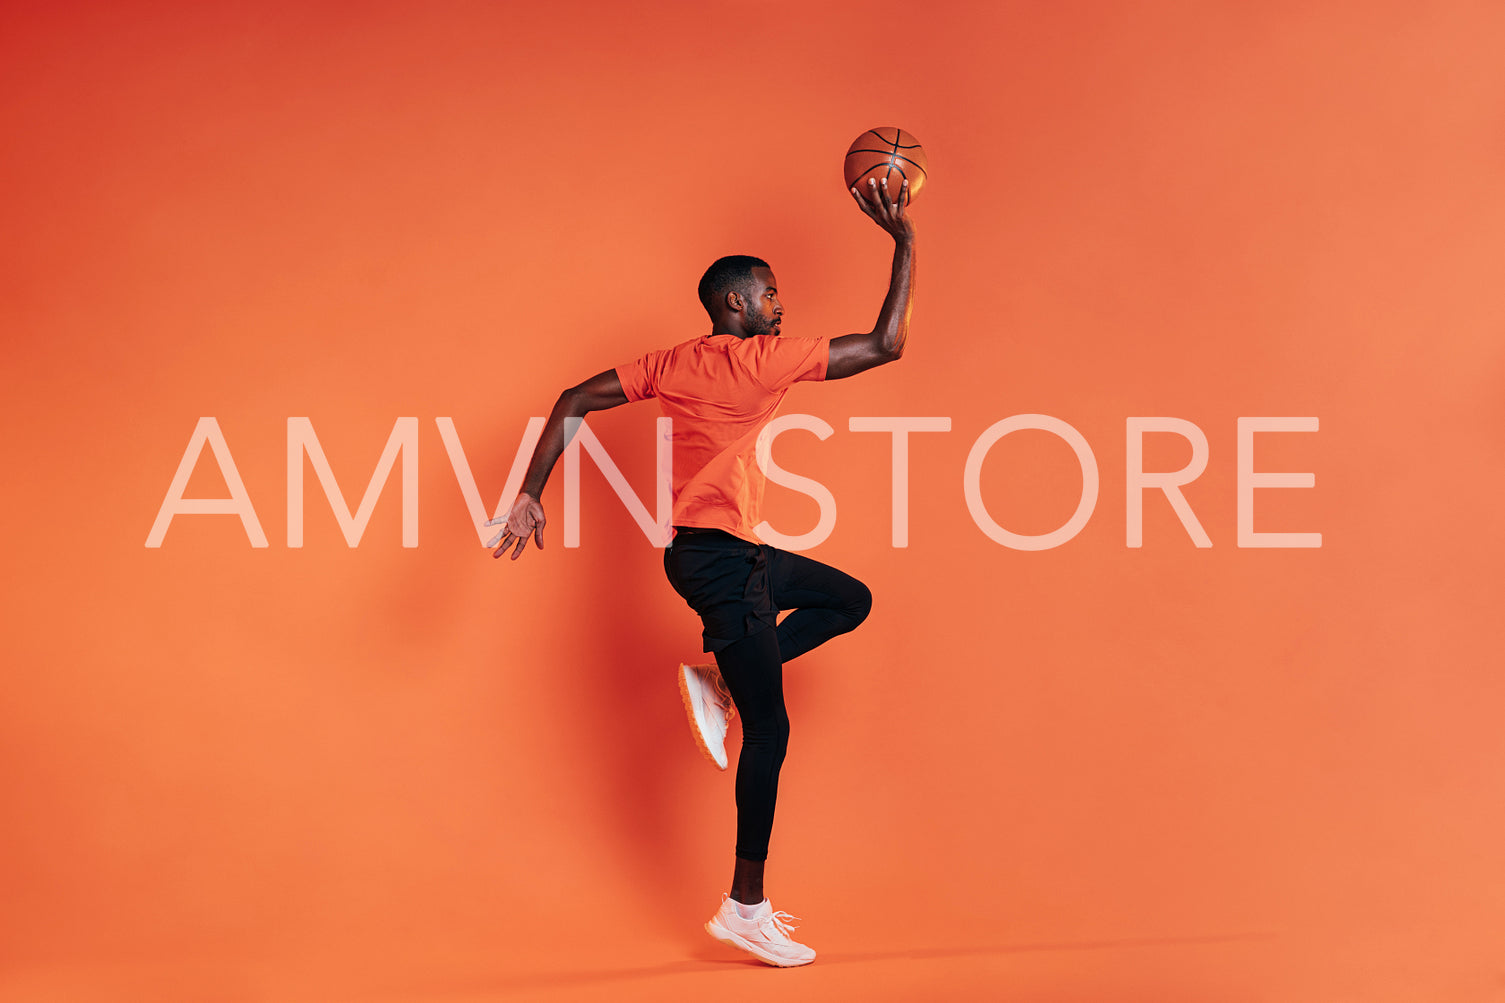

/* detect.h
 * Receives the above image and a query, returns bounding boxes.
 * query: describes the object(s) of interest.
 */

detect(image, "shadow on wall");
[528,355,728,935]
[575,509,717,924]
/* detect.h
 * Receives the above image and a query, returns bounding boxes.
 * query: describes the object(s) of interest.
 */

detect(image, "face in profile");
[742,266,784,337]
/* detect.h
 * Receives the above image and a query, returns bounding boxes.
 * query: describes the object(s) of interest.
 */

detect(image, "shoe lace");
[764,910,801,939]
[711,672,735,725]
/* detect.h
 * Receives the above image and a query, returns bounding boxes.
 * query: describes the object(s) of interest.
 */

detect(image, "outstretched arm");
[827,176,917,381]
[486,368,629,560]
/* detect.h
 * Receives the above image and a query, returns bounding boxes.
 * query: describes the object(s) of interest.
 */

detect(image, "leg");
[767,549,873,663]
[730,855,764,905]
[714,549,870,898]
[711,624,788,901]
[665,536,860,956]
[706,629,817,968]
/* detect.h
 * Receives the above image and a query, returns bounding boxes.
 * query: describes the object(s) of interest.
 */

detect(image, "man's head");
[698,255,783,338]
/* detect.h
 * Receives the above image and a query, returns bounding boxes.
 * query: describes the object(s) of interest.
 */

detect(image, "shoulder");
[631,335,704,366]
[737,335,829,388]
[738,335,826,359]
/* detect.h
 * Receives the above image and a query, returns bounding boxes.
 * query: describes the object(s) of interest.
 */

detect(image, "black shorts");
[662,528,780,653]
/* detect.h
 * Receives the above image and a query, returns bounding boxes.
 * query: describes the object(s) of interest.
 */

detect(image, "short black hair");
[697,255,770,317]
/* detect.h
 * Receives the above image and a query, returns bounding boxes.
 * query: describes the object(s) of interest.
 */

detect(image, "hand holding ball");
[844,127,927,203]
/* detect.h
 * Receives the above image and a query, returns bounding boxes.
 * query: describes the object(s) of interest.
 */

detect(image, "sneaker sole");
[705,919,816,967]
[678,664,729,771]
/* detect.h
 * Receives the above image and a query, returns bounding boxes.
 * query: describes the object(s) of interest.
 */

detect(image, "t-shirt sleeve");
[753,337,829,391]
[615,350,663,403]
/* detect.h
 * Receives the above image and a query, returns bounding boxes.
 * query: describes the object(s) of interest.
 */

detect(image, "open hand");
[851,176,915,242]
[485,492,546,560]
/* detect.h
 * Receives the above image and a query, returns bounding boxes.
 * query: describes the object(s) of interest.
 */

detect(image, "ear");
[725,289,744,313]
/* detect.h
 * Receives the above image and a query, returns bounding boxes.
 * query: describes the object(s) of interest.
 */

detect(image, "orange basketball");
[843,127,928,202]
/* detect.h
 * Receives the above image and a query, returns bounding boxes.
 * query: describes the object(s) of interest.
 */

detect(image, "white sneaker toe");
[678,663,732,771]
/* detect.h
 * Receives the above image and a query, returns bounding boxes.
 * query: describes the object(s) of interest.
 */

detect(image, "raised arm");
[826,176,918,380]
[487,368,629,560]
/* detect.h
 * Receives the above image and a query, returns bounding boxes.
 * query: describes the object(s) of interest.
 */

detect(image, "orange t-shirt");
[615,333,829,543]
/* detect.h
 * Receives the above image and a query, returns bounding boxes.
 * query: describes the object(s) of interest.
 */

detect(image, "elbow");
[867,330,904,365]
[557,386,588,415]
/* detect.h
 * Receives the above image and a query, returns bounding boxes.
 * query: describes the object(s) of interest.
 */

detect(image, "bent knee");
[846,580,873,625]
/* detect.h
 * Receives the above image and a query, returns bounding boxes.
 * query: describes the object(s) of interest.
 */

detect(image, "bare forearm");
[515,369,629,498]
[873,235,916,356]
[826,177,917,380]
[520,390,588,497]
[826,235,918,380]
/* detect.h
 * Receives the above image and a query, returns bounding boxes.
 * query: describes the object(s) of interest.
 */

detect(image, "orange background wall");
[4,2,1504,1000]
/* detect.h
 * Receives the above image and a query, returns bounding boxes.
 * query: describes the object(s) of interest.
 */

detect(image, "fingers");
[487,522,523,549]
[485,514,513,549]
[488,495,547,560]
[852,176,910,227]
[879,176,911,214]
[491,529,526,559]
[850,182,878,217]
[489,517,544,559]
[490,522,521,556]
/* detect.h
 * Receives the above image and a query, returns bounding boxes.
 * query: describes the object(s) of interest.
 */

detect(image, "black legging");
[666,537,872,861]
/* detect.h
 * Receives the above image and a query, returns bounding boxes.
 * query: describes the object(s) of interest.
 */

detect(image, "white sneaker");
[678,663,734,771]
[705,895,816,967]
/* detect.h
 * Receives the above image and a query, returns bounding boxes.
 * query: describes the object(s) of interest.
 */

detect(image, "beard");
[744,309,780,338]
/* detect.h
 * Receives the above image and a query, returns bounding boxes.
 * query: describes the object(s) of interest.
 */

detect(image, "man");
[487,176,916,966]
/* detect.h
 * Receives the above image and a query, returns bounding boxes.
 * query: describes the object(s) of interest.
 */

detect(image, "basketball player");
[487,176,916,966]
